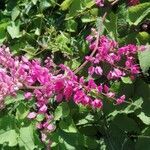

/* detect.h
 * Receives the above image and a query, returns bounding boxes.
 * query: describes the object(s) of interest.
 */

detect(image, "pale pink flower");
[27,112,37,119]
[95,66,103,75]
[24,92,32,100]
[116,95,125,104]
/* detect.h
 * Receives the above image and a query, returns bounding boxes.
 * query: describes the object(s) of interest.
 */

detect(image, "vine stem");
[73,12,107,74]
[74,0,119,74]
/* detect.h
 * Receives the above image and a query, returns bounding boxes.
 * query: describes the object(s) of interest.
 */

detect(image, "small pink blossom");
[91,99,103,109]
[103,85,109,93]
[98,85,103,93]
[36,123,43,129]
[95,66,103,75]
[39,105,47,113]
[47,124,55,131]
[24,92,32,100]
[27,112,37,119]
[95,0,104,7]
[106,92,115,98]
[107,68,125,79]
[86,35,93,42]
[116,95,125,104]
[88,66,95,76]
[56,93,63,102]
[64,85,73,101]
[41,132,47,142]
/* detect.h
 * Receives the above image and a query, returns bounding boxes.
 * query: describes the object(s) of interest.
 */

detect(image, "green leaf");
[138,112,150,125]
[35,28,41,35]
[11,7,20,21]
[51,128,99,149]
[54,32,72,54]
[81,8,98,23]
[65,20,77,32]
[138,45,150,73]
[127,3,150,25]
[112,114,140,132]
[60,0,73,11]
[59,117,77,133]
[66,0,82,19]
[16,103,29,120]
[0,116,18,147]
[121,77,132,84]
[137,32,150,44]
[40,0,51,10]
[32,0,38,5]
[0,22,8,43]
[0,130,18,147]
[18,125,36,150]
[7,22,21,39]
[135,79,150,116]
[36,114,45,122]
[85,0,95,8]
[5,91,24,105]
[123,97,143,113]
[22,45,37,56]
[54,102,70,120]
[135,127,150,150]
[104,12,118,40]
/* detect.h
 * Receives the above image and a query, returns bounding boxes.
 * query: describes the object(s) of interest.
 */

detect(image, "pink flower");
[106,92,115,98]
[39,105,47,113]
[116,95,125,104]
[64,85,73,100]
[86,35,93,42]
[130,65,140,74]
[55,80,64,93]
[81,96,91,106]
[36,123,43,129]
[91,99,103,109]
[56,93,63,102]
[41,132,47,142]
[88,66,95,76]
[42,121,49,128]
[107,68,125,79]
[87,78,97,90]
[98,85,103,93]
[24,92,32,100]
[103,85,109,93]
[95,66,103,75]
[95,0,104,7]
[27,112,37,119]
[74,90,85,104]
[47,124,55,131]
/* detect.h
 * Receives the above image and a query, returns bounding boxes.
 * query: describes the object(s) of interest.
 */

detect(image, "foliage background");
[0,0,150,149]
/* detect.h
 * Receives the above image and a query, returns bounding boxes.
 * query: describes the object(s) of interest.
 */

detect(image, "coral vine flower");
[0,31,144,137]
[27,112,37,119]
[116,95,126,104]
[24,92,32,100]
[91,99,103,109]
[95,0,104,7]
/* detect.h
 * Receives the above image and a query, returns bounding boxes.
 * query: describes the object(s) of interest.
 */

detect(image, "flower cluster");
[86,34,143,81]
[0,46,23,109]
[0,33,143,140]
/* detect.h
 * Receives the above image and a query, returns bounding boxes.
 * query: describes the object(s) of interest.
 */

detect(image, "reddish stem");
[74,0,119,74]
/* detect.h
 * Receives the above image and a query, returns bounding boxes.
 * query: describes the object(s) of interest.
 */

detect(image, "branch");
[74,0,119,74]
